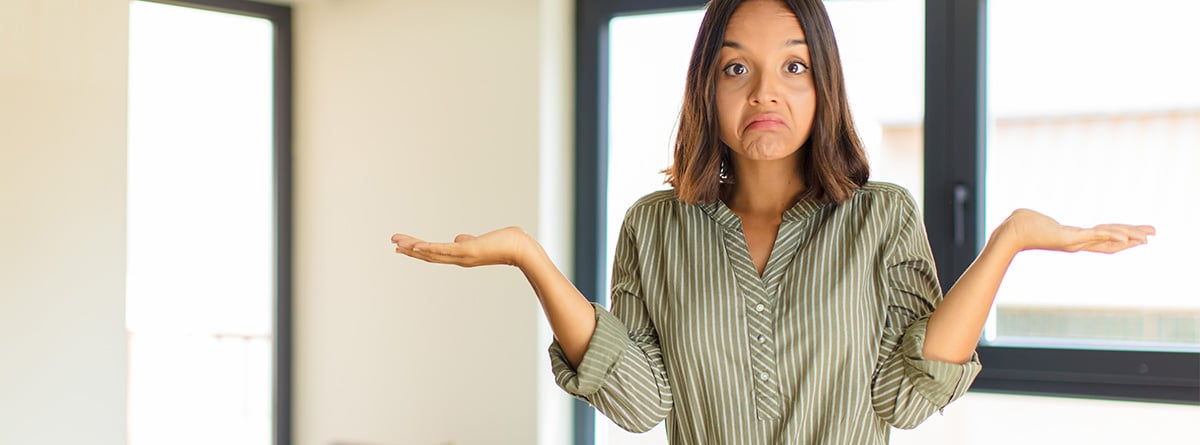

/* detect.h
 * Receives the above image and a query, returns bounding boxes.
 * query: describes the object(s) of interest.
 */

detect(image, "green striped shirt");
[549,182,981,444]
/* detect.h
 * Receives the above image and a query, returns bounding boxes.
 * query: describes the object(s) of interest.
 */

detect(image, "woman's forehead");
[724,0,807,43]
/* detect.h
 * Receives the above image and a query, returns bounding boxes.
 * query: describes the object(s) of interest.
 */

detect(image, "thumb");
[454,233,476,243]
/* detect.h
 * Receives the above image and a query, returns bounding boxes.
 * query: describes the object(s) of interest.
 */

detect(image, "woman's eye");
[723,63,748,77]
[786,61,809,75]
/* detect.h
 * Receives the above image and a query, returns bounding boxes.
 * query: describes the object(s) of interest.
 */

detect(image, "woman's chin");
[738,145,802,162]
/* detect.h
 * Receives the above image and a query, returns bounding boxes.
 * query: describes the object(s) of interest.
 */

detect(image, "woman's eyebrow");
[720,38,808,49]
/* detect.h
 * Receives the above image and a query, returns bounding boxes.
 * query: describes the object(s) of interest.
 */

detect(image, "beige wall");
[293,1,573,444]
[0,0,129,444]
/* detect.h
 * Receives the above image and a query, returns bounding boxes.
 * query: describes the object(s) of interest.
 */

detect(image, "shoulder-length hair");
[664,0,869,204]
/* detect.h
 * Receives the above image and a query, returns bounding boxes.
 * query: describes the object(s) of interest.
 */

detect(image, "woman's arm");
[922,209,1155,364]
[394,225,674,431]
[392,227,595,367]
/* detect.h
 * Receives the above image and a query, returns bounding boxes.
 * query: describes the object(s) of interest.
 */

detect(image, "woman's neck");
[722,157,804,219]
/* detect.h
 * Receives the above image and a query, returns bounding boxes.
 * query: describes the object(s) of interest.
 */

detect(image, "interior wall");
[0,0,129,444]
[293,1,573,444]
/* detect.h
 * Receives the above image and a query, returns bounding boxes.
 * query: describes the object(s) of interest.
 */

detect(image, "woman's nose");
[749,71,781,105]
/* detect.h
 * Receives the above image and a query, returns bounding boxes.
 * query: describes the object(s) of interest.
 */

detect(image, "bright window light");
[127,1,275,444]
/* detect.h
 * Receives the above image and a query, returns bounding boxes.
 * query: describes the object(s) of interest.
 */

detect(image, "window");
[604,10,702,443]
[983,0,1200,350]
[576,0,1199,444]
[926,0,1200,404]
[126,1,291,444]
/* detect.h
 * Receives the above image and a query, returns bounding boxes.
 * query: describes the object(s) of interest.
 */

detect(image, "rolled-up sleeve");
[547,218,673,433]
[870,190,982,429]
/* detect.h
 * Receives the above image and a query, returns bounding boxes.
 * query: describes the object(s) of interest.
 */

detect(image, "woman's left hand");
[994,209,1156,255]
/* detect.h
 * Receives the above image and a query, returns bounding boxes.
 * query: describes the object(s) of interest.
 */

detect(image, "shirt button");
[759,371,769,381]
[755,303,765,312]
[756,334,766,344]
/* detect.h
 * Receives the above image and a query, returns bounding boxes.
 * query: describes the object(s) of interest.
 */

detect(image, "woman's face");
[715,0,817,165]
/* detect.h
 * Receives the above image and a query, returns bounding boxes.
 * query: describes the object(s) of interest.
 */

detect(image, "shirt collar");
[699,195,826,231]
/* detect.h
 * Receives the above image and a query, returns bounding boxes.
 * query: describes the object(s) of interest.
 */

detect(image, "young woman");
[391,0,1154,443]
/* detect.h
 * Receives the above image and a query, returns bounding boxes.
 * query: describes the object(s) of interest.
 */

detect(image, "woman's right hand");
[391,226,537,268]
[393,225,595,368]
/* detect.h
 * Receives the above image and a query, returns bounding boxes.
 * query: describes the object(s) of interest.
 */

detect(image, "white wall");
[0,0,129,444]
[292,1,573,444]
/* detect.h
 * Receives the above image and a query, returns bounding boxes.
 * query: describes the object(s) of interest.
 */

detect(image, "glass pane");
[127,1,274,336]
[826,0,926,205]
[603,1,925,443]
[127,334,272,445]
[891,392,1200,445]
[984,0,1200,350]
[127,2,275,444]
[606,11,705,443]
[606,7,705,308]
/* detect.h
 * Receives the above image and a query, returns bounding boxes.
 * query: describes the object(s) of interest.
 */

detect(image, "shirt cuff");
[547,302,630,397]
[900,316,983,409]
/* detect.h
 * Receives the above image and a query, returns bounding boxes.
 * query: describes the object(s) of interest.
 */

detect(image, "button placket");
[710,199,817,422]
[722,226,784,420]
[743,292,781,420]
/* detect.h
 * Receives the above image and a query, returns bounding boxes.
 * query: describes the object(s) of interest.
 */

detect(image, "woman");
[391,0,1154,443]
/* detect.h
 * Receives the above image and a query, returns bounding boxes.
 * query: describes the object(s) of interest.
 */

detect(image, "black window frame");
[924,0,1198,407]
[132,1,293,444]
[574,0,1199,442]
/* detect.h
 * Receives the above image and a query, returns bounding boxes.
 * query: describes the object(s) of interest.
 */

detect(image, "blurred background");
[1,0,1195,444]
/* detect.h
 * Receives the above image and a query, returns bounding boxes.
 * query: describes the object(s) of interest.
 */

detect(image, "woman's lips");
[745,115,786,131]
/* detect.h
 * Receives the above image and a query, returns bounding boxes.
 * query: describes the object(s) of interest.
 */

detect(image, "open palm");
[391,226,533,267]
[1001,209,1156,254]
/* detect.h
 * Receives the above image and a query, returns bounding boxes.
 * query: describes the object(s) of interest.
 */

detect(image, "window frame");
[573,2,706,442]
[924,0,1199,406]
[574,0,1199,442]
[133,1,293,444]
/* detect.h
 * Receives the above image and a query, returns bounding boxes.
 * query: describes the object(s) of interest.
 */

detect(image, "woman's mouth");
[745,114,786,131]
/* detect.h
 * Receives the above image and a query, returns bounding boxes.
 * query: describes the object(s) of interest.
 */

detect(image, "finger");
[410,248,476,267]
[454,233,477,243]
[393,237,426,251]
[413,241,466,257]
[394,238,429,255]
[1082,240,1139,254]
[1115,224,1151,244]
[395,245,417,257]
[391,233,426,245]
[1079,230,1149,254]
[398,243,452,262]
[1100,224,1156,242]
[1093,225,1140,245]
[394,244,423,258]
[1124,226,1149,244]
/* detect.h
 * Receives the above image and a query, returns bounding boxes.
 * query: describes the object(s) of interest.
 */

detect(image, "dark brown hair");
[664,0,869,204]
